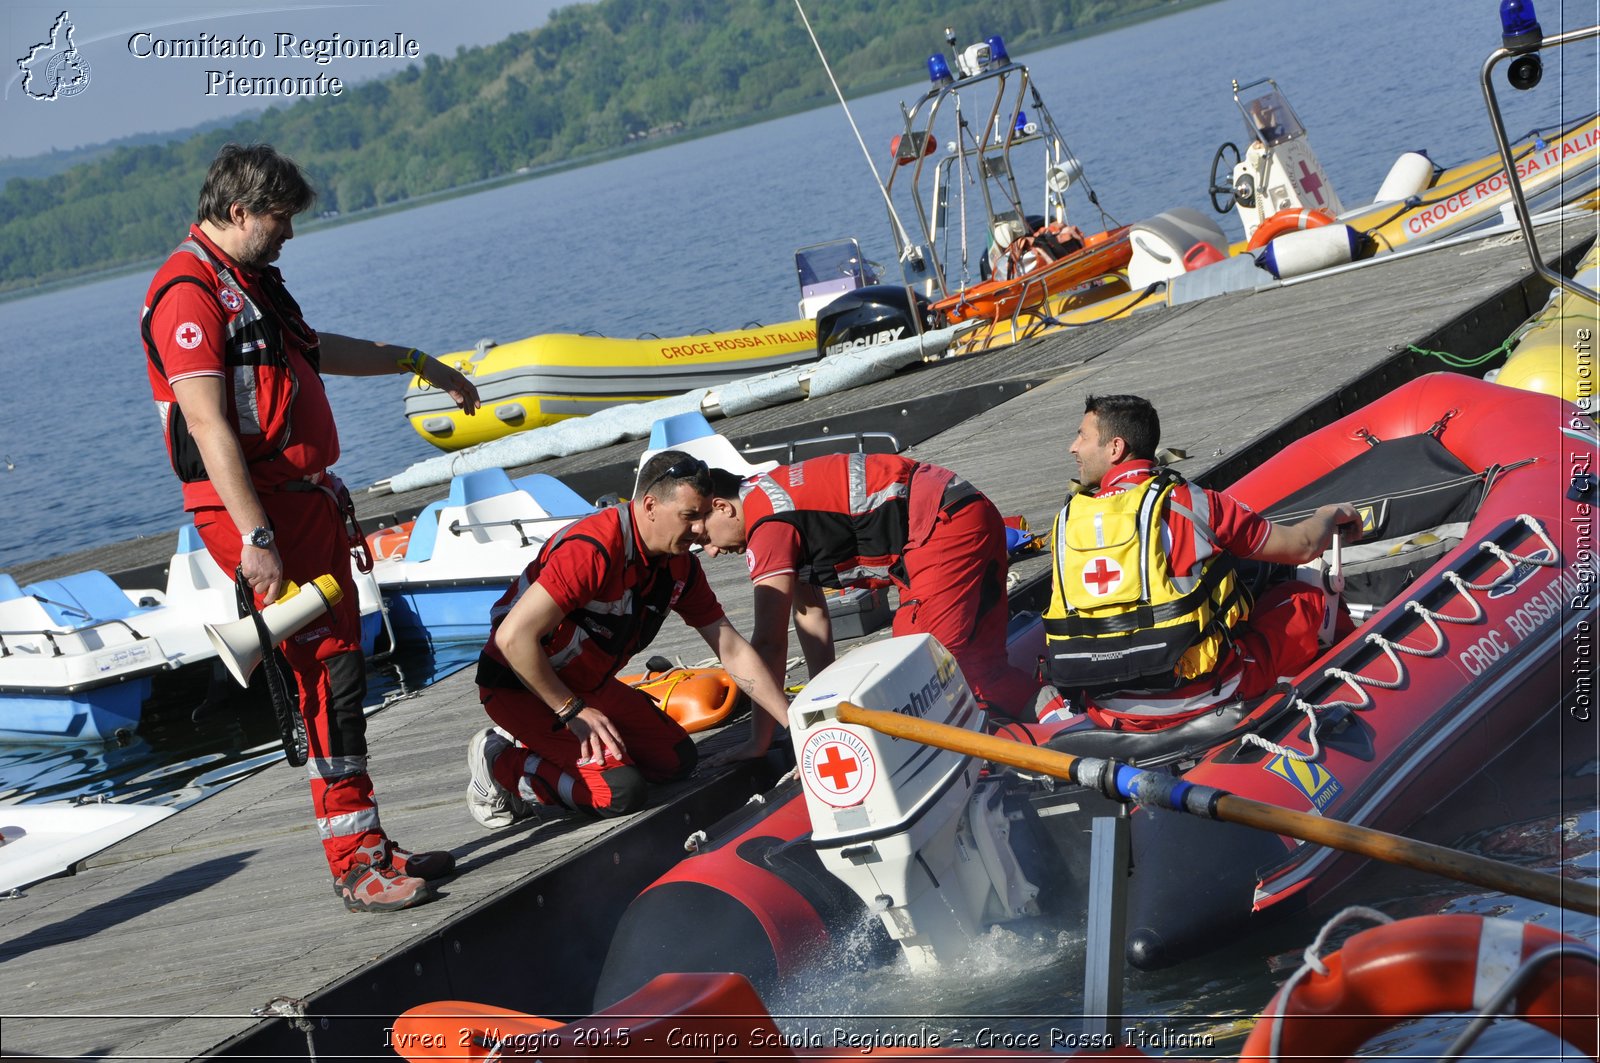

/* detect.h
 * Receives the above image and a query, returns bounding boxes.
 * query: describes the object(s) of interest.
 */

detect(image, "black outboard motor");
[814,284,935,358]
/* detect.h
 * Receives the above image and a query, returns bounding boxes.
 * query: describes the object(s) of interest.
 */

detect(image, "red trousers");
[1087,580,1333,731]
[480,677,697,817]
[892,496,1041,718]
[195,488,388,878]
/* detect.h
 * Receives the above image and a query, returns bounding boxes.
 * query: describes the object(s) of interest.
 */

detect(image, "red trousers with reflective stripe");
[892,495,1041,717]
[480,677,693,815]
[195,488,385,877]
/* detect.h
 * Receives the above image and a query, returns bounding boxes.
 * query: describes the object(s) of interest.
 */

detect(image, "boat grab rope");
[1239,514,1560,765]
[253,995,318,1060]
[1406,330,1533,369]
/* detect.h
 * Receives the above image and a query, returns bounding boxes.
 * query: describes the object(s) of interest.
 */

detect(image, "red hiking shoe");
[334,863,434,913]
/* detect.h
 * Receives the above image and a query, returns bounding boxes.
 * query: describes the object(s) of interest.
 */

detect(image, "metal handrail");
[1480,22,1600,302]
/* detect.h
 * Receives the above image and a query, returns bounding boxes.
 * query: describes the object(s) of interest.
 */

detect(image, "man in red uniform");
[700,453,1041,761]
[1046,394,1362,730]
[141,143,480,913]
[468,452,793,825]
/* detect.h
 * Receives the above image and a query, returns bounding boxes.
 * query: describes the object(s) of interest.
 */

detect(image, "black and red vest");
[141,234,322,485]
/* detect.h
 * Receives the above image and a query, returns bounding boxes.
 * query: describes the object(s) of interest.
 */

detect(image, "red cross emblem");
[219,287,243,312]
[800,727,876,807]
[1296,160,1325,206]
[174,322,204,350]
[1081,556,1123,596]
[815,744,859,791]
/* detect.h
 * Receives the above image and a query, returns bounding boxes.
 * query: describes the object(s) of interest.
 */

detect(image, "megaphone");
[206,574,344,687]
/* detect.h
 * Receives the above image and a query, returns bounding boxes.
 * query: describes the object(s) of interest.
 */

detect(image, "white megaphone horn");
[206,574,344,687]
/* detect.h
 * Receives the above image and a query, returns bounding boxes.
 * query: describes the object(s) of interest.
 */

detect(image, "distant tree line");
[0,0,1184,291]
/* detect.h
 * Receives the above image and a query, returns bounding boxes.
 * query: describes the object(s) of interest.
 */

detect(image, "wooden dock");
[0,221,1590,1061]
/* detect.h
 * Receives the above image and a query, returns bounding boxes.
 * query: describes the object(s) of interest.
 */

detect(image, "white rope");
[254,995,317,1060]
[1265,907,1395,1063]
[1239,515,1557,766]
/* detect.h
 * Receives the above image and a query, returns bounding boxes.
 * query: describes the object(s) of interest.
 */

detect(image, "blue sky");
[3,2,575,158]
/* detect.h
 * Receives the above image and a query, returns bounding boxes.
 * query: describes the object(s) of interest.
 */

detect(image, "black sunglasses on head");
[644,456,709,496]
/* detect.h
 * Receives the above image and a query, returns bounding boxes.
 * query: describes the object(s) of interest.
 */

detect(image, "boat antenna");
[792,0,921,261]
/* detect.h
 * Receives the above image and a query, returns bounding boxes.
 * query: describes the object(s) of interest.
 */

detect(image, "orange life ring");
[1238,915,1598,1063]
[619,666,744,733]
[1246,207,1335,251]
[365,520,414,562]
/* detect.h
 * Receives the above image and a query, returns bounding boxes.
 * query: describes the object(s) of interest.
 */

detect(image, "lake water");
[0,0,1595,1046]
[3,0,1596,566]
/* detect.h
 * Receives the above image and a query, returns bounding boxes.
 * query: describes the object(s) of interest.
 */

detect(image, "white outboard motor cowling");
[790,634,1039,969]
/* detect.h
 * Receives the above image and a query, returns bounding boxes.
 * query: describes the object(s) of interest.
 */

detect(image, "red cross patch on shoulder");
[174,322,205,350]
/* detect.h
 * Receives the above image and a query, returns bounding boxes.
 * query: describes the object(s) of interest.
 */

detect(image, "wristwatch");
[242,526,275,549]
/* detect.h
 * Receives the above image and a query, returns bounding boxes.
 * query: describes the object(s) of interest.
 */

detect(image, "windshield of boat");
[1236,84,1304,147]
[795,239,880,317]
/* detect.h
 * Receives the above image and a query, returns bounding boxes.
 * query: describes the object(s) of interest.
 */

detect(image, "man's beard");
[236,228,279,269]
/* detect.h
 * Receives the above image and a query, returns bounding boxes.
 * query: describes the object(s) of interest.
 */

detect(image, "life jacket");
[1041,470,1250,700]
[475,504,692,694]
[743,453,920,589]
[141,234,320,484]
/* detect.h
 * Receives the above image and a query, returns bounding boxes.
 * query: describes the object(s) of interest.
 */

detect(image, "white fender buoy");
[1257,225,1360,279]
[1374,151,1434,204]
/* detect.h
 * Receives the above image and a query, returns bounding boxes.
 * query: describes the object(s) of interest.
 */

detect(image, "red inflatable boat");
[595,374,1597,1001]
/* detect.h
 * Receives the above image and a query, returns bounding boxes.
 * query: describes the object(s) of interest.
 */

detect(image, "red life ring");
[1246,207,1335,251]
[1239,915,1598,1063]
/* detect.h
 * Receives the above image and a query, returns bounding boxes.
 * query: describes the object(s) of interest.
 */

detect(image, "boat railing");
[1481,18,1600,302]
[743,430,903,466]
[445,513,590,547]
[0,616,145,658]
[890,61,1046,298]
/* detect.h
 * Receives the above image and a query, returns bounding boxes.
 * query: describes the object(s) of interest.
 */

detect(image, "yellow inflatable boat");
[407,320,818,451]
[1494,238,1599,411]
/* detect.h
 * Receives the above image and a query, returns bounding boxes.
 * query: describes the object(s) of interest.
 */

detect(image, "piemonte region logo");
[18,11,92,101]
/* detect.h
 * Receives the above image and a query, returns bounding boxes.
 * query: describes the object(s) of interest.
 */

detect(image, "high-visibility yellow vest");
[1042,471,1250,698]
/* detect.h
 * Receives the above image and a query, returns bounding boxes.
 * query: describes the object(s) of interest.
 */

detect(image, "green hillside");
[0,0,1193,292]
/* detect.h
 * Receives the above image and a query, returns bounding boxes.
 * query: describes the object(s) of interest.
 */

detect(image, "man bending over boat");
[468,452,793,825]
[140,143,480,913]
[1043,394,1363,731]
[700,454,1043,761]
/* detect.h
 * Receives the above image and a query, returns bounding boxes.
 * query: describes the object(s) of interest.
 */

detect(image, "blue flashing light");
[927,53,953,86]
[1014,110,1028,133]
[986,34,1009,66]
[1500,0,1541,40]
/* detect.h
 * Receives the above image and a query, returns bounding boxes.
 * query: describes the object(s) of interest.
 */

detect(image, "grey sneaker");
[467,726,533,829]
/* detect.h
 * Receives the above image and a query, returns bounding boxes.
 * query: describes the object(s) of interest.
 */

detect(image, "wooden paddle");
[835,702,1600,916]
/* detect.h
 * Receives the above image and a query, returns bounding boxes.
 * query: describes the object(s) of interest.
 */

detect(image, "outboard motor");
[814,284,934,358]
[790,635,1039,968]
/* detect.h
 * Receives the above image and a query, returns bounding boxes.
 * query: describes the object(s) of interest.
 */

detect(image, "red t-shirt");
[484,506,726,694]
[745,520,806,584]
[143,225,338,508]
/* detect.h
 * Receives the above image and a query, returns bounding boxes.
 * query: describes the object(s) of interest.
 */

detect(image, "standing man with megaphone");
[139,143,480,914]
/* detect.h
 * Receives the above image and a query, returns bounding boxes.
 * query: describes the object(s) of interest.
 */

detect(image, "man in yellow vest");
[1043,394,1361,730]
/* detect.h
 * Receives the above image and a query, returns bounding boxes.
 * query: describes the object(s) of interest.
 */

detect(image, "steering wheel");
[1209,141,1242,214]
